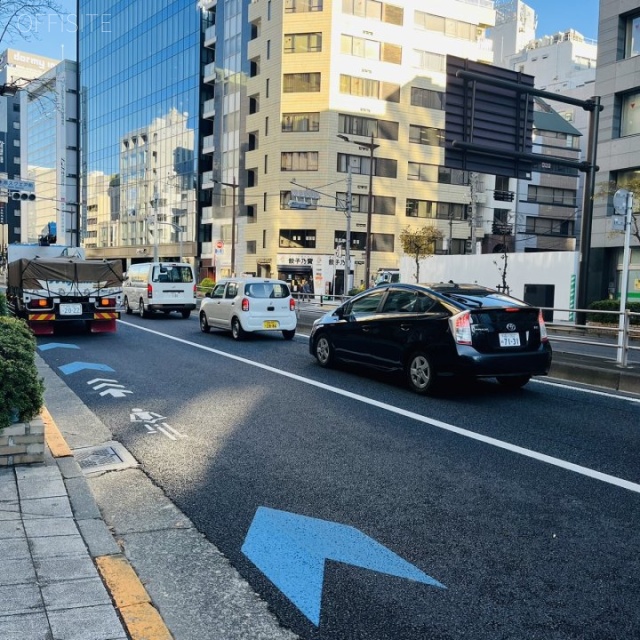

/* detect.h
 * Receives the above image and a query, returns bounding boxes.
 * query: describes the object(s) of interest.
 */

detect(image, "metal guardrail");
[542,307,640,368]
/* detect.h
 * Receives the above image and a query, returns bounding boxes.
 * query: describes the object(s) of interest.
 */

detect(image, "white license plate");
[499,332,520,347]
[263,320,279,329]
[60,303,83,316]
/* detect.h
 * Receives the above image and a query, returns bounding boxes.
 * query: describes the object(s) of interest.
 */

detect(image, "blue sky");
[528,0,600,41]
[2,0,601,62]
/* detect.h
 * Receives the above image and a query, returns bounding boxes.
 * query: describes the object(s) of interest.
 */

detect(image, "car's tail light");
[193,284,197,298]
[242,298,250,312]
[27,298,51,309]
[450,311,472,345]
[147,284,153,299]
[98,298,115,307]
[538,310,548,342]
[289,298,296,311]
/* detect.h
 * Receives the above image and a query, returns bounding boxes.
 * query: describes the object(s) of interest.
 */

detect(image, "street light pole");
[214,178,238,276]
[337,133,379,287]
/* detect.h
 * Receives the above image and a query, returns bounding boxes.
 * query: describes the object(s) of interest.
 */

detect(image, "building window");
[525,217,574,236]
[526,185,577,207]
[408,162,436,182]
[337,153,397,178]
[342,0,403,25]
[279,229,317,248]
[411,49,446,73]
[371,233,394,252]
[409,124,445,147]
[625,13,640,58]
[620,91,640,137]
[285,0,323,12]
[338,114,399,140]
[247,240,257,254]
[283,72,321,92]
[415,11,478,42]
[336,192,396,215]
[281,151,319,171]
[282,112,320,132]
[339,74,400,102]
[284,32,322,53]
[410,87,444,110]
[406,199,467,220]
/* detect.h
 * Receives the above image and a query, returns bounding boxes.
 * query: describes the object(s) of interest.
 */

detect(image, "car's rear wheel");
[496,374,531,389]
[139,298,150,318]
[282,329,296,340]
[314,334,334,368]
[181,309,191,319]
[406,351,436,395]
[231,317,245,340]
[124,296,132,315]
[199,312,210,333]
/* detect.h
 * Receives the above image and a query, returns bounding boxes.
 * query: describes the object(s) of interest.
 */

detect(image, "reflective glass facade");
[79,0,202,263]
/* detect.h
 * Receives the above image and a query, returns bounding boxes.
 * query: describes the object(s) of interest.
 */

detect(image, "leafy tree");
[399,225,443,283]
[0,1,63,49]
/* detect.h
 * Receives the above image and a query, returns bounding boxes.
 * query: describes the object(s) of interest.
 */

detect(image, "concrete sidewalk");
[0,411,172,640]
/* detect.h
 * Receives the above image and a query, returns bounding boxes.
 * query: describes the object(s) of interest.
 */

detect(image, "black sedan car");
[308,282,552,394]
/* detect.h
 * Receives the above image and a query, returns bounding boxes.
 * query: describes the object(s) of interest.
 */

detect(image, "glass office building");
[79,0,203,265]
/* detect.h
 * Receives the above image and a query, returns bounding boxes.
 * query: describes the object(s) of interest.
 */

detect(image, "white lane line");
[534,377,640,404]
[119,320,640,494]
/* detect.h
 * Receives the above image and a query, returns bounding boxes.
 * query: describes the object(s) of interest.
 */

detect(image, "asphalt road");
[35,313,640,639]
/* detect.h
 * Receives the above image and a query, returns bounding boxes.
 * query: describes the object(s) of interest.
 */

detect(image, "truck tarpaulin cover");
[8,257,123,292]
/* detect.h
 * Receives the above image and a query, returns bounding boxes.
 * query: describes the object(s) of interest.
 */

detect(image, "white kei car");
[199,277,297,340]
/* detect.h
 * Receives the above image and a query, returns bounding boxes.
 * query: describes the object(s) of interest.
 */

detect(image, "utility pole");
[344,164,352,295]
[469,172,478,254]
[151,186,159,262]
[214,178,238,276]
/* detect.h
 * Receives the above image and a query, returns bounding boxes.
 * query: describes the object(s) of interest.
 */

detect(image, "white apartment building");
[240,0,497,294]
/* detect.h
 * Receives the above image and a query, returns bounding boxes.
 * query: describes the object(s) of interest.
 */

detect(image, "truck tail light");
[241,298,250,312]
[27,299,51,309]
[98,298,115,307]
[147,284,153,299]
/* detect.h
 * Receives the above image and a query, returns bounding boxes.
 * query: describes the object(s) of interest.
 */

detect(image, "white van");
[123,262,196,319]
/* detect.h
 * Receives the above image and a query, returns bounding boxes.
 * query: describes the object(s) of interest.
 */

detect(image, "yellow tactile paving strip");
[42,407,72,458]
[96,555,173,640]
[44,408,174,640]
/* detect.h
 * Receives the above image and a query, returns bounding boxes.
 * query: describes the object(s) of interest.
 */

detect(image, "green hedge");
[587,299,640,325]
[0,316,44,429]
[0,292,7,317]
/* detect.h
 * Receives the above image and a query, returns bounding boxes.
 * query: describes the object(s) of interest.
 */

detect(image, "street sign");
[0,178,35,192]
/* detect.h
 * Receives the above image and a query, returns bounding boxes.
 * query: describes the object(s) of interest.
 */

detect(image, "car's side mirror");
[205,291,212,298]
[334,306,345,320]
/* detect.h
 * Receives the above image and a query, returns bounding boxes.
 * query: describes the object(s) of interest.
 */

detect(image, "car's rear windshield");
[244,282,290,298]
[441,291,526,308]
[152,266,193,283]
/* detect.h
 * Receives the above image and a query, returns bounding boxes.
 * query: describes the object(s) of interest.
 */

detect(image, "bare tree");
[399,225,443,283]
[0,1,64,49]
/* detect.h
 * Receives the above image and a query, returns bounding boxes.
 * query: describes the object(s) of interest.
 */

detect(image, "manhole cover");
[74,441,138,475]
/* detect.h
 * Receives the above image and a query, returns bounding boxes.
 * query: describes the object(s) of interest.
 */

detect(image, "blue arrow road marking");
[59,362,115,375]
[241,506,445,626]
[38,343,81,351]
